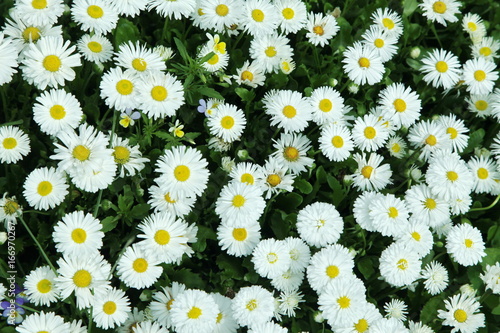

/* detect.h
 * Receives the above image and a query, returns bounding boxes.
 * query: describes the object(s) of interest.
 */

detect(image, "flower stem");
[469,195,500,212]
[19,215,57,274]
[108,234,136,280]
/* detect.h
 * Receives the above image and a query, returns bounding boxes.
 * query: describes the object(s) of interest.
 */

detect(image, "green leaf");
[357,257,375,279]
[198,87,224,100]
[101,216,119,233]
[198,51,215,63]
[403,0,419,17]
[153,130,173,140]
[114,18,140,46]
[130,203,150,219]
[277,192,303,210]
[463,129,485,154]
[481,248,500,268]
[235,87,256,102]
[492,305,500,315]
[421,296,444,324]
[316,166,327,184]
[172,269,205,289]
[326,174,345,206]
[294,178,313,194]
[406,58,421,71]
[174,37,190,64]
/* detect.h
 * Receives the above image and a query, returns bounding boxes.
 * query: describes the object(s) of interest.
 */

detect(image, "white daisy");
[353,191,380,232]
[229,162,264,187]
[249,33,293,74]
[147,0,196,19]
[420,49,461,89]
[248,322,288,333]
[132,321,169,333]
[466,93,493,118]
[14,0,64,27]
[76,34,113,64]
[115,41,166,75]
[116,244,163,289]
[208,103,246,143]
[471,36,500,62]
[0,126,30,164]
[369,193,409,237]
[274,0,307,35]
[335,302,383,333]
[23,167,68,210]
[462,57,498,95]
[446,223,486,267]
[407,120,451,162]
[404,184,450,228]
[252,238,291,279]
[149,282,186,329]
[342,41,385,85]
[231,285,275,328]
[421,261,449,295]
[467,155,499,194]
[108,0,149,17]
[93,287,131,329]
[240,0,279,36]
[100,67,139,111]
[378,83,421,128]
[215,181,266,225]
[111,136,149,178]
[24,265,58,306]
[271,132,313,174]
[233,61,266,88]
[437,114,469,153]
[0,33,18,86]
[319,124,355,162]
[371,8,403,38]
[384,299,407,322]
[305,12,339,47]
[437,294,485,333]
[386,136,407,158]
[260,156,295,199]
[170,289,219,333]
[263,89,311,133]
[462,13,486,40]
[419,0,461,27]
[16,311,70,333]
[379,242,422,287]
[199,0,242,33]
[309,86,345,125]
[362,25,398,63]
[352,113,390,152]
[211,293,239,333]
[217,220,261,257]
[147,181,196,217]
[271,269,304,293]
[395,219,434,258]
[296,202,344,247]
[0,194,22,228]
[71,0,119,35]
[352,153,393,192]
[480,262,500,295]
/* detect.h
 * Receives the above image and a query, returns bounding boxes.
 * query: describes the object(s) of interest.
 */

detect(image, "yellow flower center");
[361,166,373,178]
[425,135,437,146]
[332,136,344,148]
[354,318,369,332]
[87,41,102,53]
[267,252,278,263]
[154,230,171,245]
[166,299,174,310]
[73,145,91,161]
[2,137,17,149]
[397,258,408,270]
[232,194,246,208]
[374,38,385,48]
[433,1,447,14]
[475,100,488,111]
[337,296,351,309]
[132,58,147,71]
[113,146,130,165]
[447,171,458,182]
[240,173,254,185]
[116,79,133,95]
[382,18,395,30]
[23,27,41,42]
[411,232,421,241]
[174,165,190,182]
[246,299,257,311]
[267,174,281,187]
[150,85,168,102]
[326,265,339,278]
[454,309,468,323]
[474,70,486,82]
[4,200,19,215]
[425,198,437,209]
[283,146,299,161]
[464,238,474,248]
[215,4,229,16]
[282,7,295,19]
[467,22,477,32]
[216,312,223,323]
[364,126,376,139]
[187,306,202,319]
[391,143,401,153]
[313,25,324,36]
[479,47,492,57]
[319,99,332,112]
[31,0,47,9]
[388,207,399,218]
[435,61,448,73]
[132,258,148,273]
[49,105,66,120]
[71,228,87,244]
[207,53,219,65]
[103,301,117,315]
[358,57,370,68]
[37,181,53,196]
[265,46,277,57]
[36,279,52,293]
[87,5,104,19]
[447,127,458,139]
[477,167,489,179]
[393,99,407,112]
[241,70,254,81]
[73,269,92,288]
[164,193,176,203]
[232,228,247,241]
[43,55,61,72]
[221,116,235,129]
[251,9,265,22]
[282,105,296,118]
[198,8,204,16]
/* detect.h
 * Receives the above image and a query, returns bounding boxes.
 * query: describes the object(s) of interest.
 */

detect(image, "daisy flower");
[240,0,279,36]
[108,0,149,17]
[352,113,390,152]
[306,12,339,47]
[21,36,81,90]
[231,285,275,328]
[277,290,304,317]
[421,261,449,295]
[420,49,461,89]
[352,153,393,192]
[111,136,149,178]
[215,181,266,225]
[100,67,139,111]
[353,191,379,232]
[24,266,58,306]
[466,93,493,118]
[199,0,242,33]
[148,181,196,217]
[446,224,486,267]
[395,220,434,258]
[116,244,163,289]
[0,194,22,228]
[379,242,422,287]
[71,0,119,35]
[408,120,451,161]
[271,269,304,293]
[362,26,398,63]
[263,89,311,133]
[437,293,485,333]
[32,89,83,136]
[462,13,486,39]
[76,34,113,64]
[252,238,291,279]
[370,318,409,332]
[217,220,261,257]
[471,36,500,62]
[386,136,407,158]
[149,282,186,329]
[115,41,166,75]
[233,61,266,88]
[296,202,344,247]
[384,299,407,321]
[248,322,288,333]
[93,287,131,329]
[200,49,229,74]
[284,237,310,274]
[23,167,68,210]
[378,83,421,128]
[271,132,313,174]
[371,8,403,38]
[249,33,293,74]
[211,293,239,333]
[132,321,169,333]
[369,193,409,237]
[342,42,385,85]
[148,0,196,19]
[52,211,104,258]
[155,145,210,198]
[0,126,30,164]
[229,162,264,187]
[449,195,473,215]
[335,302,383,333]
[208,103,246,143]
[14,0,64,27]
[480,262,500,294]
[170,289,219,333]
[260,156,295,199]
[467,156,499,194]
[462,57,499,95]
[437,114,469,153]
[319,124,355,162]
[16,311,70,333]
[275,0,307,35]
[0,33,18,86]
[71,154,117,193]
[404,184,450,228]
[419,0,460,26]
[309,86,345,125]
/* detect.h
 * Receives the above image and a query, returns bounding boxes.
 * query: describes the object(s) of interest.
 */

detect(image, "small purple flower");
[197,99,208,115]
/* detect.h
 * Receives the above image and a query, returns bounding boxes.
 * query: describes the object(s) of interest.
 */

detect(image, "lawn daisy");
[449,195,473,215]
[148,181,196,217]
[115,41,166,75]
[100,67,139,111]
[352,153,393,192]
[109,0,149,17]
[217,220,261,257]
[462,57,498,95]
[421,261,449,295]
[0,193,22,228]
[252,238,291,279]
[260,157,295,199]
[21,36,81,90]
[116,244,163,289]
[271,132,313,174]
[369,193,409,237]
[229,162,264,187]
[16,311,70,333]
[343,42,385,85]
[148,0,196,19]
[233,61,266,88]
[277,290,304,317]
[0,126,30,164]
[335,302,383,333]
[467,156,499,194]
[296,202,344,247]
[155,145,209,198]
[211,293,239,333]
[466,93,493,118]
[150,282,186,329]
[71,154,117,193]
[284,237,310,274]
[405,184,450,228]
[240,0,279,36]
[352,113,390,152]
[437,293,485,333]
[371,8,403,38]
[395,219,433,258]
[52,211,104,258]
[462,13,486,40]
[378,83,421,128]
[370,318,409,332]
[76,34,113,64]
[24,266,58,306]
[275,0,307,35]
[319,124,355,162]
[437,114,469,153]
[199,0,242,33]
[408,120,452,161]
[306,12,339,47]
[271,269,304,292]
[480,262,500,294]
[231,285,275,328]
[379,242,422,287]
[71,0,119,35]
[68,319,87,333]
[111,136,149,178]
[309,86,345,125]
[249,33,293,74]
[471,36,500,62]
[93,287,131,329]
[170,289,219,333]
[136,71,185,119]
[263,89,311,133]
[362,26,398,63]
[208,103,246,142]
[132,321,169,333]
[23,167,68,210]
[353,191,379,232]
[426,152,474,201]
[307,244,355,293]
[0,33,18,86]
[200,46,229,73]
[446,223,486,266]
[215,181,266,225]
[419,0,460,26]
[14,0,64,27]
[318,277,368,328]
[248,322,288,333]
[55,254,111,309]
[32,89,83,136]
[386,136,407,158]
[420,49,461,89]
[384,299,407,322]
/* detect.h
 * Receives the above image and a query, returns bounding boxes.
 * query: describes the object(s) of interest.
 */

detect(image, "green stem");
[108,234,136,280]
[93,190,103,217]
[18,303,40,313]
[22,210,51,215]
[87,303,93,333]
[19,215,57,274]
[430,24,443,49]
[469,195,500,212]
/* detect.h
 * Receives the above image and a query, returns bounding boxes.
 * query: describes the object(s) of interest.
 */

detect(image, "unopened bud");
[0,232,7,245]
[314,311,324,323]
[348,83,359,94]
[329,78,338,87]
[410,47,421,59]
[237,149,249,160]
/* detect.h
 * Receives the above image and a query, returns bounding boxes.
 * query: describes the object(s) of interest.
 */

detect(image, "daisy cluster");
[1,0,500,332]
